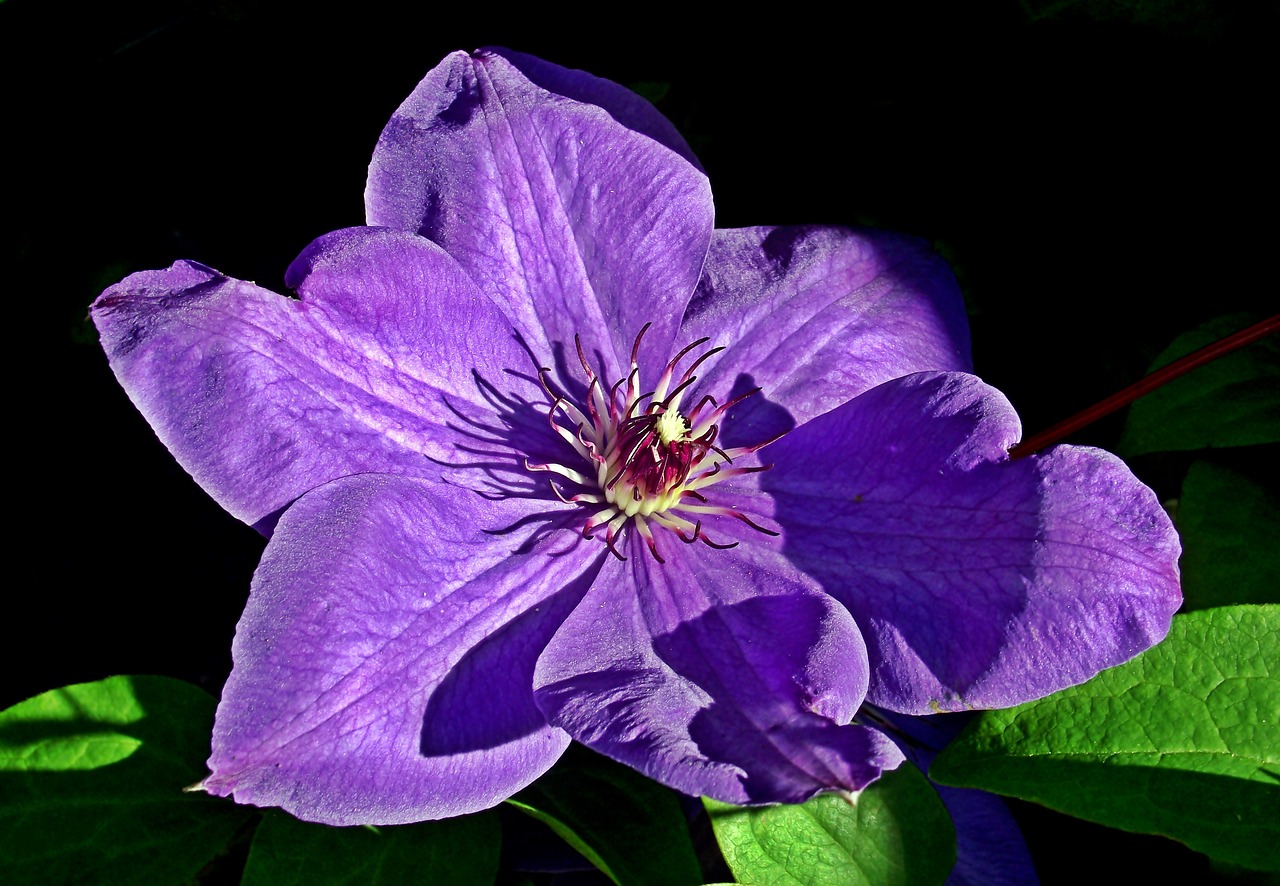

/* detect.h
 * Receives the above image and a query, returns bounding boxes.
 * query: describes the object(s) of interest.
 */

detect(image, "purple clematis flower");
[91,49,1181,826]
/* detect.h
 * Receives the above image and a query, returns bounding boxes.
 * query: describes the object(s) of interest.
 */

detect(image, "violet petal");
[762,371,1181,713]
[532,539,903,804]
[486,47,704,171]
[92,226,540,529]
[680,225,972,445]
[205,473,604,825]
[365,50,713,381]
[938,784,1039,886]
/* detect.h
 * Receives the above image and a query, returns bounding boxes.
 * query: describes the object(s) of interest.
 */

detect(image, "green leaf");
[1118,313,1280,456]
[509,743,702,886]
[0,675,257,885]
[1178,460,1280,610]
[242,809,500,885]
[931,606,1280,871]
[704,762,956,886]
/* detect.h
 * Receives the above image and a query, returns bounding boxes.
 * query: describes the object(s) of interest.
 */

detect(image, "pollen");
[525,324,781,562]
[655,407,688,446]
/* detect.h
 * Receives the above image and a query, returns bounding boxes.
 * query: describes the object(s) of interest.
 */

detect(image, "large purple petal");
[92,227,543,528]
[487,47,703,171]
[204,473,604,825]
[678,226,971,446]
[532,539,903,805]
[365,50,713,383]
[760,371,1181,713]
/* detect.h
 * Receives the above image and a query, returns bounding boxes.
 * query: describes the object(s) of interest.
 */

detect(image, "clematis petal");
[532,539,904,805]
[487,47,703,171]
[366,50,713,381]
[92,226,543,529]
[761,371,1181,713]
[680,226,972,445]
[204,473,605,825]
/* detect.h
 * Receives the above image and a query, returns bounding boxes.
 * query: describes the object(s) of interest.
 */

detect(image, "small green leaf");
[0,675,257,885]
[1119,313,1280,456]
[1178,460,1280,610]
[705,762,955,886]
[242,809,500,885]
[510,743,702,886]
[931,606,1280,871]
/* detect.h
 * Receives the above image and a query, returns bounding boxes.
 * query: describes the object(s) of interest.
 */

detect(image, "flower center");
[526,324,778,562]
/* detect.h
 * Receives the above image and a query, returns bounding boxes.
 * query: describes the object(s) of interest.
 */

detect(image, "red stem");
[1008,313,1280,459]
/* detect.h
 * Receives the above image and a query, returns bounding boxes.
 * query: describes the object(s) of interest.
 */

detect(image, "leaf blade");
[0,675,257,885]
[1118,313,1280,455]
[509,743,703,886]
[705,762,955,886]
[930,606,1280,871]
[242,809,500,886]
[1177,459,1280,610]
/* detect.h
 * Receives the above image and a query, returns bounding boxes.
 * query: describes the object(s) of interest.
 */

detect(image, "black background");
[5,1,1276,882]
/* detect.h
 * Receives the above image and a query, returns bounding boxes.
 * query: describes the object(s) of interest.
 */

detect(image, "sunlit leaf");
[705,762,955,886]
[0,675,256,885]
[931,606,1280,871]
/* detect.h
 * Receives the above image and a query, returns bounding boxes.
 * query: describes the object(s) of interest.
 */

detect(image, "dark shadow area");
[650,594,881,801]
[420,567,600,757]
[715,372,796,452]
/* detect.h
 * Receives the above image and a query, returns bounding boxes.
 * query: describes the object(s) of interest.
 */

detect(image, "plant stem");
[1009,314,1280,459]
